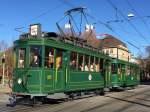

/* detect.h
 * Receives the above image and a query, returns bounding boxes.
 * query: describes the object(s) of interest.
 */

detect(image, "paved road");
[0,85,150,112]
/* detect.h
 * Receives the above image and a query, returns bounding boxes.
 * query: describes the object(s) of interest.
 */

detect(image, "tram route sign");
[30,24,42,37]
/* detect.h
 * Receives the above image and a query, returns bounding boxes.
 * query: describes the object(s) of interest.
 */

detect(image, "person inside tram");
[19,59,24,68]
[70,60,76,69]
[80,63,84,71]
[48,51,54,68]
[90,63,95,72]
[95,63,100,72]
[30,54,40,67]
[85,64,89,71]
[56,55,62,70]
[18,50,25,68]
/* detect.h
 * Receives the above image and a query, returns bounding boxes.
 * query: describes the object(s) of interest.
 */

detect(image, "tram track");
[0,85,149,112]
[0,103,60,112]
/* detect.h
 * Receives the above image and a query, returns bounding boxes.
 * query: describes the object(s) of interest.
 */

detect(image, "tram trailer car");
[107,59,140,89]
[11,32,112,104]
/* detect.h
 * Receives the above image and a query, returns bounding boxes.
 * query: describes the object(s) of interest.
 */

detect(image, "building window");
[106,49,109,55]
[110,49,113,53]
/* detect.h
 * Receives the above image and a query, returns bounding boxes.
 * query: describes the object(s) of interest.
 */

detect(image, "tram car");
[10,24,140,105]
[105,59,140,89]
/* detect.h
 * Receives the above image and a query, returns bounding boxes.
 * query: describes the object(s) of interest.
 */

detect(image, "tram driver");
[30,54,40,67]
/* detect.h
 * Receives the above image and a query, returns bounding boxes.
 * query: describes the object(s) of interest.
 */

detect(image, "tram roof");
[14,33,111,59]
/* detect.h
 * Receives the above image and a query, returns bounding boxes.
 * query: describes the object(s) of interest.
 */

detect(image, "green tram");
[11,29,140,105]
[108,59,140,89]
[12,33,112,102]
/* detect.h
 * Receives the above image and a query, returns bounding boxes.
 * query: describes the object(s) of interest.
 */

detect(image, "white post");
[2,63,5,85]
[2,54,5,86]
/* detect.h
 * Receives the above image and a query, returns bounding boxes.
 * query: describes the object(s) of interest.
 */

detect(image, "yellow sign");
[47,75,52,80]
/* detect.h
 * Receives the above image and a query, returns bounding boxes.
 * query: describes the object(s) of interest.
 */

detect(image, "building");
[99,35,131,61]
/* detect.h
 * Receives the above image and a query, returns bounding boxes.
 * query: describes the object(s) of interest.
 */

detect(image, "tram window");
[78,54,84,71]
[118,64,122,75]
[30,46,41,67]
[111,64,117,74]
[18,48,26,68]
[90,56,95,72]
[100,58,104,73]
[70,52,77,70]
[85,55,89,71]
[56,49,62,70]
[95,57,100,72]
[45,46,54,68]
[126,66,130,75]
[130,66,134,75]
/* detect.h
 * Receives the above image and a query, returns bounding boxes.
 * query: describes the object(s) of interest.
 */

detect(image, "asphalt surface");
[0,84,150,112]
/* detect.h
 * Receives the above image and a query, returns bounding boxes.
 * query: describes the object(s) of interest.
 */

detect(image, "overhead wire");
[126,0,150,33]
[58,0,144,51]
[106,0,150,45]
[57,0,132,46]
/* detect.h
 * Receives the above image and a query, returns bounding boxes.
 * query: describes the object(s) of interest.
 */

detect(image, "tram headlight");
[17,78,22,84]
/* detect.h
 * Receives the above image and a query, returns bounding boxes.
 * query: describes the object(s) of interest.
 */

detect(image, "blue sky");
[0,0,150,57]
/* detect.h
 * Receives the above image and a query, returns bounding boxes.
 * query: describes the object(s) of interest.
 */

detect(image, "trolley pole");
[2,54,5,86]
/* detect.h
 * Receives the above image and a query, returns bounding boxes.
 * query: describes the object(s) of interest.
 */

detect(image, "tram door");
[54,49,68,92]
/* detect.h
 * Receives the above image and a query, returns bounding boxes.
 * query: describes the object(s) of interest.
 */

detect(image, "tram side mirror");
[30,23,42,38]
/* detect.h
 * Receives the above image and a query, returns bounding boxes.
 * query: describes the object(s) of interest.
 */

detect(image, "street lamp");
[127,13,135,20]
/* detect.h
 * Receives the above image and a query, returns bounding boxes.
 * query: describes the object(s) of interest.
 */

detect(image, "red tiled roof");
[99,35,126,48]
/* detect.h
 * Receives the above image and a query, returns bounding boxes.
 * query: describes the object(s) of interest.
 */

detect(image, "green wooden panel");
[111,74,123,87]
[42,69,54,93]
[65,71,104,91]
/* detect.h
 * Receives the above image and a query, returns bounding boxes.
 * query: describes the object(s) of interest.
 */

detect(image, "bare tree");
[81,30,100,48]
[0,40,14,82]
[146,46,150,58]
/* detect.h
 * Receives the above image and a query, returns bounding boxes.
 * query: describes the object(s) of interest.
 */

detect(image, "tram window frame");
[100,58,104,73]
[95,57,100,72]
[14,48,17,68]
[70,52,77,70]
[111,63,117,74]
[18,48,26,68]
[45,46,54,69]
[30,46,42,68]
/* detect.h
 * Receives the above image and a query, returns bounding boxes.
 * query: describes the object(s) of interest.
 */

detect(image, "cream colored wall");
[103,47,131,61]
